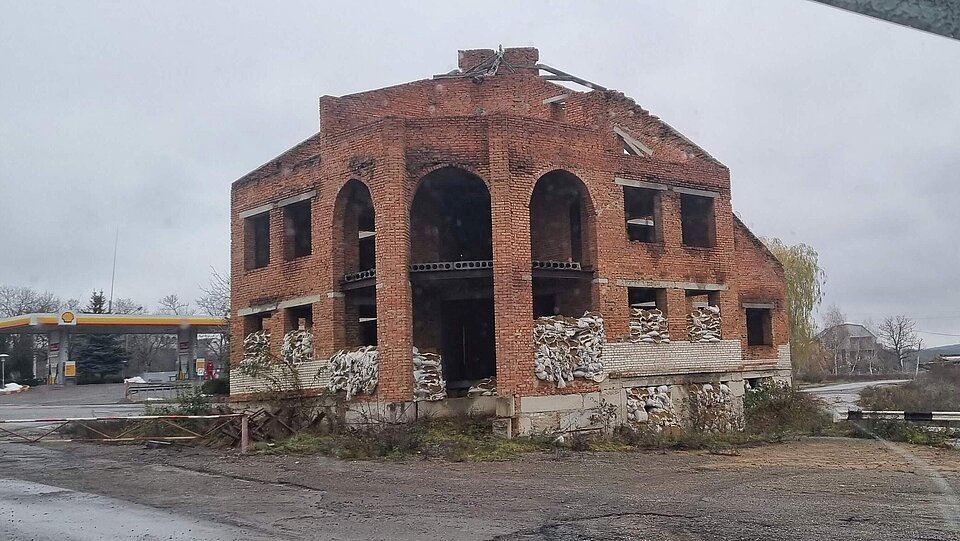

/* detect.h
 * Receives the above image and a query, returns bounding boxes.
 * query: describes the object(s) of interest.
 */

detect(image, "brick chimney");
[458,47,539,74]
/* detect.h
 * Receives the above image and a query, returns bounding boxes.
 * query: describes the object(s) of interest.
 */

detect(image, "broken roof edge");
[732,213,786,274]
[231,131,322,189]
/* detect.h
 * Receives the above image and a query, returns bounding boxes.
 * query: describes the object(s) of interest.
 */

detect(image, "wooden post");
[240,414,250,454]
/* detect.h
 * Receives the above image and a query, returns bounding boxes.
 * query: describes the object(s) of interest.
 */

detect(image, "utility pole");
[916,337,923,378]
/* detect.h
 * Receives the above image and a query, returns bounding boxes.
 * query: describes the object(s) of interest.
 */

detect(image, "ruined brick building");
[230,47,791,434]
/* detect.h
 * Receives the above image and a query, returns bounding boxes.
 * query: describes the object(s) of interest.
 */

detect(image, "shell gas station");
[0,311,227,384]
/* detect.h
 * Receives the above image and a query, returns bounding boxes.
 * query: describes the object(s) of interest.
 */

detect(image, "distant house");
[818,323,881,373]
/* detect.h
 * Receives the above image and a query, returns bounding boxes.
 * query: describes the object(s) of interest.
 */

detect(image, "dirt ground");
[1,437,958,540]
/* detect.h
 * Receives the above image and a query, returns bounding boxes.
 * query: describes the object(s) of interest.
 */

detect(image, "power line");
[916,329,960,338]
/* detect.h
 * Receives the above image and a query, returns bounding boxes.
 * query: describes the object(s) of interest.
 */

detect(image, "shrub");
[859,365,960,412]
[201,379,230,396]
[744,384,832,436]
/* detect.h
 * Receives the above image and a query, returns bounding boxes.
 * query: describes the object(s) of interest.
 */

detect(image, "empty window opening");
[340,292,377,348]
[244,212,270,270]
[530,170,593,266]
[285,304,313,333]
[628,287,666,312]
[283,200,312,260]
[243,312,270,337]
[532,277,593,318]
[410,168,495,395]
[624,186,659,243]
[335,180,376,277]
[411,167,492,264]
[686,290,720,310]
[333,181,378,350]
[413,278,495,395]
[680,194,715,248]
[746,308,773,346]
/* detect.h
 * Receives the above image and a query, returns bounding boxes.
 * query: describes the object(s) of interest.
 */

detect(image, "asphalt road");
[0,477,261,541]
[1,438,958,540]
[0,384,144,444]
[802,379,909,416]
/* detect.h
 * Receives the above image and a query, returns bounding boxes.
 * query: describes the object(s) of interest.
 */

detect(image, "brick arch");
[528,169,597,269]
[528,169,598,318]
[330,179,376,285]
[409,166,493,264]
[406,162,490,209]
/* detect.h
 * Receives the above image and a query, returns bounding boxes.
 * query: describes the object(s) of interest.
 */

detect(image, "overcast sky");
[1,1,958,345]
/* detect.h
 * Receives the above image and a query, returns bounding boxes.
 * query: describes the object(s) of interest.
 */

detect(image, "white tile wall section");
[604,340,743,377]
[230,358,331,395]
[777,344,792,370]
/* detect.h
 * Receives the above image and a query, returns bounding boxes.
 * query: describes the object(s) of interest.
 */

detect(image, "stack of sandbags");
[628,308,671,343]
[467,377,497,397]
[572,312,605,382]
[328,345,379,400]
[625,385,677,431]
[242,330,271,364]
[412,347,446,402]
[534,312,606,387]
[688,383,740,433]
[687,305,721,342]
[281,330,313,365]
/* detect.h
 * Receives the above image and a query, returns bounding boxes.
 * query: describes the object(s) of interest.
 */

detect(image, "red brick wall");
[230,47,789,401]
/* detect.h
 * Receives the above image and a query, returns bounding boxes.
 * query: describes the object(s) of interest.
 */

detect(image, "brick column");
[488,118,535,399]
[371,120,413,401]
[599,281,630,341]
[660,190,682,249]
[666,287,689,342]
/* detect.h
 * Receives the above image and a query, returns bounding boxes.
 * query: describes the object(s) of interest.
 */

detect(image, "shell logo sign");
[59,311,77,325]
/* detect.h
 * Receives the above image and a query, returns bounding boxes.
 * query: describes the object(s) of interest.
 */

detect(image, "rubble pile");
[412,347,446,402]
[328,346,379,399]
[281,330,314,365]
[688,383,741,433]
[534,312,606,387]
[467,377,497,397]
[628,308,670,343]
[625,385,677,431]
[687,306,721,342]
[243,330,271,364]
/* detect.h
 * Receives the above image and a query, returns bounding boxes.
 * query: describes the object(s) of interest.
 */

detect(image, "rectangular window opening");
[746,308,773,346]
[283,200,312,260]
[680,194,715,248]
[285,304,313,332]
[627,287,666,313]
[243,312,270,337]
[624,186,659,243]
[244,212,270,269]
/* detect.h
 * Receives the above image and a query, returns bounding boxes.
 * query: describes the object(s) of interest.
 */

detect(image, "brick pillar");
[660,190,682,249]
[371,120,413,401]
[666,288,689,342]
[488,118,535,399]
[599,281,629,341]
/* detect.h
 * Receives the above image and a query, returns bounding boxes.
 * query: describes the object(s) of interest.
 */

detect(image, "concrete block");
[491,418,513,439]
[520,393,584,413]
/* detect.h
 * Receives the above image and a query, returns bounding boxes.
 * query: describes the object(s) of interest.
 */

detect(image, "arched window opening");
[335,180,377,348]
[529,170,596,318]
[409,167,496,393]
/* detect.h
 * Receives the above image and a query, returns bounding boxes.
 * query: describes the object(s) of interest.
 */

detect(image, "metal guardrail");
[0,414,250,452]
[845,410,960,422]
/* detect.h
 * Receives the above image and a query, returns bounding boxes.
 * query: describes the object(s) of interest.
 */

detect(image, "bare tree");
[0,286,64,380]
[196,269,231,372]
[195,268,230,317]
[878,315,918,372]
[111,297,143,314]
[157,294,193,316]
[0,286,61,317]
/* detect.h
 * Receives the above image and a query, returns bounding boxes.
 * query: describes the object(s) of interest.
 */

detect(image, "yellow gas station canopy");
[0,312,227,335]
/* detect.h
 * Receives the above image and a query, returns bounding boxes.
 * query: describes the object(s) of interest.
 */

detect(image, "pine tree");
[73,290,128,382]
